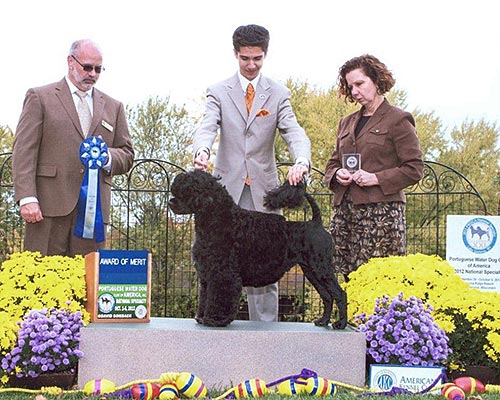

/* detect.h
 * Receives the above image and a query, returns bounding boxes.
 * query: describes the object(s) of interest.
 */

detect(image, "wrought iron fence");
[0,154,487,321]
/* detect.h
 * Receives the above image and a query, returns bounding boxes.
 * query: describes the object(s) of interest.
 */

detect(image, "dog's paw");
[313,317,329,327]
[195,315,204,324]
[331,318,347,330]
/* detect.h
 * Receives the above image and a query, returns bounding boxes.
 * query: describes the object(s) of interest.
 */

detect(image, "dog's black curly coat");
[168,170,347,329]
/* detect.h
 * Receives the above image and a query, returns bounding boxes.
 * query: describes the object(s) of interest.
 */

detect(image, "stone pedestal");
[78,317,366,390]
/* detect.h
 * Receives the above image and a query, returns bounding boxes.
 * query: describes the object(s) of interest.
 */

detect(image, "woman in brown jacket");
[323,54,424,280]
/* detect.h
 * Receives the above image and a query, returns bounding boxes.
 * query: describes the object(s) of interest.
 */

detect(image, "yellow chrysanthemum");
[0,251,90,385]
[345,253,500,373]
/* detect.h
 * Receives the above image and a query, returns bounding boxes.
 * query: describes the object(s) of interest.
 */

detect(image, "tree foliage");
[438,119,500,212]
[126,96,197,169]
[0,125,14,154]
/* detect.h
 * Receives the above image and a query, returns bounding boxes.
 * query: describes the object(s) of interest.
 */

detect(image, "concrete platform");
[78,317,366,390]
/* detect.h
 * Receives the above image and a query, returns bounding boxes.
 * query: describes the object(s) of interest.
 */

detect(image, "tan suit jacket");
[194,73,311,212]
[13,78,134,223]
[324,99,423,205]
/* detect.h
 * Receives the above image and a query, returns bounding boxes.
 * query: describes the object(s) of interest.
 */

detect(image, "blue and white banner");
[75,136,108,243]
[446,215,500,292]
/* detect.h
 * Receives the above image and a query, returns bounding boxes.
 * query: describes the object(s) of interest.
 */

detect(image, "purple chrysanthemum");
[357,293,452,366]
[1,307,84,378]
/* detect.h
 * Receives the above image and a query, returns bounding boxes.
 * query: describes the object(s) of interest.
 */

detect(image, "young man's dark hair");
[232,24,270,53]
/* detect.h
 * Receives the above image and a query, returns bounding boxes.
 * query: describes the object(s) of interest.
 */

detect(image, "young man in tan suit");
[193,25,311,322]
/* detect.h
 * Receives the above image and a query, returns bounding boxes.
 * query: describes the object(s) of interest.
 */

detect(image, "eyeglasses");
[71,55,104,74]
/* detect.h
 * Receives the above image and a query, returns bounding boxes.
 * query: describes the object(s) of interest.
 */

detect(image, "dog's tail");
[263,181,323,224]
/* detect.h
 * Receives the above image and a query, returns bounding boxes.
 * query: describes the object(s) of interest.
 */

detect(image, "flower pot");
[8,371,76,389]
[449,365,500,385]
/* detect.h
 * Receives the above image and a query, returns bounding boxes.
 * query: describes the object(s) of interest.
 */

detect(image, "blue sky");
[1,0,498,133]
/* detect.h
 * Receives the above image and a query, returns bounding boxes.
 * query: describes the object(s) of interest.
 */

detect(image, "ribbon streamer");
[75,136,108,243]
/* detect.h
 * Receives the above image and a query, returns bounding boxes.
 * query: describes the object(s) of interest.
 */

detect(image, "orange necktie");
[245,83,255,115]
[244,83,255,186]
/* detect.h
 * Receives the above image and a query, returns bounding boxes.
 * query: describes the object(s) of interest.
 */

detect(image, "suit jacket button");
[80,168,85,174]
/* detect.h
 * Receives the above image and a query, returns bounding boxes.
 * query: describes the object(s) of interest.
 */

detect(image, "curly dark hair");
[337,54,395,103]
[232,24,270,53]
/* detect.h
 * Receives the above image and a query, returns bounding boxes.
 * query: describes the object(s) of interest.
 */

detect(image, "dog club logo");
[135,305,147,319]
[346,156,358,169]
[462,217,497,254]
[98,293,116,313]
[374,370,397,391]
[343,153,361,172]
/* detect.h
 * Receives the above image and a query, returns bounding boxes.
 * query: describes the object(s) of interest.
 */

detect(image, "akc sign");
[369,365,444,394]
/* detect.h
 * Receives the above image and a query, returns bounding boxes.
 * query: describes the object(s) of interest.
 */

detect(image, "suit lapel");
[356,98,390,139]
[55,78,104,139]
[55,79,85,138]
[226,74,273,127]
[246,76,271,127]
[226,74,247,121]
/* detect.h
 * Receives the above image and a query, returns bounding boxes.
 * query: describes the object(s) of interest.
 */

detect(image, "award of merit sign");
[85,249,151,322]
[446,215,500,292]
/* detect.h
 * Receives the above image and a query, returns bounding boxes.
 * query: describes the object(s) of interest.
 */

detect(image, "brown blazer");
[12,78,134,222]
[323,99,423,206]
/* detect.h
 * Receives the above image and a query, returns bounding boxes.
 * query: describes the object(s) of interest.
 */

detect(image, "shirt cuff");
[295,157,310,172]
[102,151,112,174]
[195,147,210,158]
[20,197,39,206]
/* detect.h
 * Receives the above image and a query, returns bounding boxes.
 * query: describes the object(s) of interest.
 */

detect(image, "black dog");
[168,170,347,329]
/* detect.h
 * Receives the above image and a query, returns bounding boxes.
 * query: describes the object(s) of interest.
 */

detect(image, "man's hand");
[20,202,44,224]
[287,163,308,185]
[194,150,209,171]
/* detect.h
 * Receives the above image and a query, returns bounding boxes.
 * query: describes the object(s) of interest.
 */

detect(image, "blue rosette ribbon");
[75,136,108,243]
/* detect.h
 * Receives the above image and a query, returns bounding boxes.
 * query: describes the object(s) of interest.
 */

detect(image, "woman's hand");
[352,170,379,187]
[335,168,354,186]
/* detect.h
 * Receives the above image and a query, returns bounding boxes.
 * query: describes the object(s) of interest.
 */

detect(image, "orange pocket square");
[256,109,270,117]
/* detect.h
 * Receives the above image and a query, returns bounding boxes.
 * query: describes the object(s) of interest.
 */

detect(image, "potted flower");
[355,292,451,367]
[345,254,500,384]
[1,307,84,389]
[0,251,89,387]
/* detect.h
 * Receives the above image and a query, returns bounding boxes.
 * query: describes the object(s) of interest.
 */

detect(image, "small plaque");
[85,250,151,323]
[342,153,361,172]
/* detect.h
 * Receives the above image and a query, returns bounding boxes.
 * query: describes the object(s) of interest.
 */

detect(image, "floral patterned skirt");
[329,193,406,275]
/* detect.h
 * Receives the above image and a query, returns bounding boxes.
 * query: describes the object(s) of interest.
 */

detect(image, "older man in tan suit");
[13,39,134,257]
[193,25,311,322]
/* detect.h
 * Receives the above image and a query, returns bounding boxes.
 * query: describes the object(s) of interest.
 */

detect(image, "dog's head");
[168,170,233,215]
